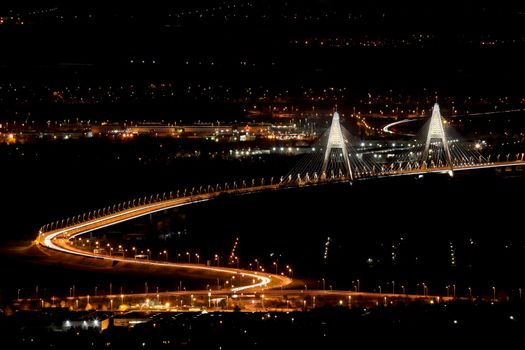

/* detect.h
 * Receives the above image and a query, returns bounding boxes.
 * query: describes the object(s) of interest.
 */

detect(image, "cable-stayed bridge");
[34,103,525,293]
[285,103,523,183]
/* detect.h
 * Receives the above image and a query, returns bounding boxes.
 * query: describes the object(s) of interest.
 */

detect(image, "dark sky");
[0,0,522,13]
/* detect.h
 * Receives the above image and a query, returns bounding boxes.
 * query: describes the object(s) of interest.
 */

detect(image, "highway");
[35,159,524,297]
[36,186,292,293]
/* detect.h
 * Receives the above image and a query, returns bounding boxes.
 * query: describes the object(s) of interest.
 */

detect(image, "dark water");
[4,168,523,302]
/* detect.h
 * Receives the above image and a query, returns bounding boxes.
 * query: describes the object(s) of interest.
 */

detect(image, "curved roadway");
[36,185,293,293]
[36,160,524,295]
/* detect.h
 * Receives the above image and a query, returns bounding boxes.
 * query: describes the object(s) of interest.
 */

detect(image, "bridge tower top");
[423,103,452,168]
[321,111,353,180]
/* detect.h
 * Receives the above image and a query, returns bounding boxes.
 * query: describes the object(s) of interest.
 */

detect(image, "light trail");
[37,189,291,293]
[382,119,417,135]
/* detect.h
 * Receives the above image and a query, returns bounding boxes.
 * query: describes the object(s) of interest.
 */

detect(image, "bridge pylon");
[321,111,353,180]
[422,103,452,170]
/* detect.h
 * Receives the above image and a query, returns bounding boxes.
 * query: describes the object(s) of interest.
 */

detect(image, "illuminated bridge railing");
[38,151,525,235]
